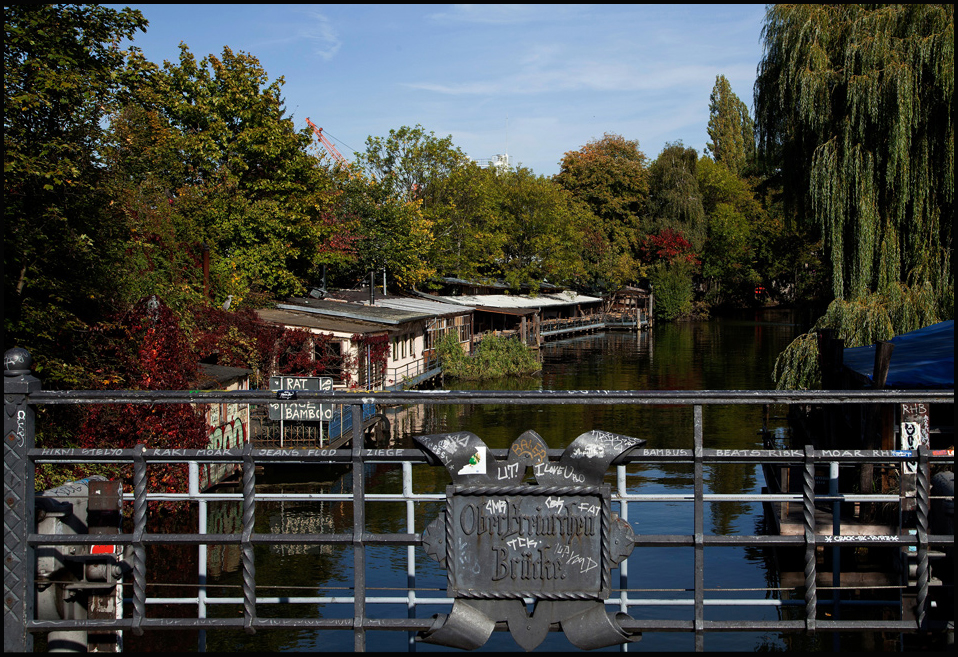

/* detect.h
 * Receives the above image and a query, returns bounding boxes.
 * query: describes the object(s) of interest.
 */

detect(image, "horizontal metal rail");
[5,377,955,652]
[25,388,952,405]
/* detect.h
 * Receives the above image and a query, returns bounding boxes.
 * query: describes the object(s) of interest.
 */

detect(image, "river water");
[133,309,897,653]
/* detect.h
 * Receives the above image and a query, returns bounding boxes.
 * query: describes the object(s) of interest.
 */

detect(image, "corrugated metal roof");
[279,297,431,325]
[256,308,389,335]
[366,297,474,316]
[440,276,563,291]
[435,291,602,310]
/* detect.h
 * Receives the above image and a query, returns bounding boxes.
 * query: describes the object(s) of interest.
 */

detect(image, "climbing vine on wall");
[272,328,343,379]
[192,306,282,388]
[348,333,390,388]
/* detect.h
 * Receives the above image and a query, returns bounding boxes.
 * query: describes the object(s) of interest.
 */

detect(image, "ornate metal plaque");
[446,486,610,599]
[415,429,645,651]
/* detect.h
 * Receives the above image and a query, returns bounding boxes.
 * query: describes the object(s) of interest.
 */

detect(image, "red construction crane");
[305,117,347,164]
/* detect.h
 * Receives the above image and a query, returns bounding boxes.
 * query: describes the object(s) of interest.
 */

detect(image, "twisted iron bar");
[241,443,257,635]
[131,446,147,637]
[602,483,613,605]
[351,403,367,652]
[802,445,817,632]
[915,448,930,630]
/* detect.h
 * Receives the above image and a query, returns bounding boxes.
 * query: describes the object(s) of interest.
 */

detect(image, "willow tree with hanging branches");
[755,4,954,387]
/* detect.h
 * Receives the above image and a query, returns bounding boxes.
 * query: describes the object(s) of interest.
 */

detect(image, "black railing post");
[352,402,366,651]
[4,348,40,652]
[915,446,930,630]
[693,405,705,652]
[131,445,148,636]
[241,442,257,634]
[802,444,818,633]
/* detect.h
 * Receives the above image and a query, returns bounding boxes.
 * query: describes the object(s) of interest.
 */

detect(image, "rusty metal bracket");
[414,429,645,651]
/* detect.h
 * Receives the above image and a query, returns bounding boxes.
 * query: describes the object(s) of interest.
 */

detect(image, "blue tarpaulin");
[842,320,954,389]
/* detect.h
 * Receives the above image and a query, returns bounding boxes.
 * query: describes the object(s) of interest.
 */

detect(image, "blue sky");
[112,4,767,177]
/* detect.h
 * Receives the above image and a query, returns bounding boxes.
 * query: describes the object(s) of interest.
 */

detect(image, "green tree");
[109,44,356,305]
[705,75,755,175]
[648,262,697,321]
[638,228,700,321]
[104,98,213,313]
[356,124,468,203]
[757,4,954,387]
[755,4,954,304]
[335,173,433,290]
[554,134,649,292]
[494,167,586,291]
[697,157,766,304]
[574,199,635,296]
[702,204,754,282]
[4,4,149,385]
[348,124,480,289]
[647,142,706,251]
[424,162,507,283]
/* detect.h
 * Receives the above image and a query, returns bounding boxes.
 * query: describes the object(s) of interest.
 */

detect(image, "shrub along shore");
[436,332,541,380]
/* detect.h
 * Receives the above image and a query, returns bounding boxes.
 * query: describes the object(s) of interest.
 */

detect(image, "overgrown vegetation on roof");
[436,332,541,380]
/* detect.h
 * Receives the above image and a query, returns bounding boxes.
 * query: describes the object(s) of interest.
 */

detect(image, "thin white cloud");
[428,4,580,25]
[253,9,341,60]
[403,60,724,96]
[297,10,341,61]
[398,19,751,98]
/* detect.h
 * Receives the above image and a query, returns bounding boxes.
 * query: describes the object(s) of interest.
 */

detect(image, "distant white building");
[473,152,511,171]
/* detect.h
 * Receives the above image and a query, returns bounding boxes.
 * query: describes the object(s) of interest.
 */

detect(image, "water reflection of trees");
[123,509,201,653]
[705,405,762,535]
[202,479,354,653]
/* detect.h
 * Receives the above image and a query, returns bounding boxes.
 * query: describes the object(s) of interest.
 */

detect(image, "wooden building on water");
[257,296,473,390]
[765,321,953,536]
[763,321,954,613]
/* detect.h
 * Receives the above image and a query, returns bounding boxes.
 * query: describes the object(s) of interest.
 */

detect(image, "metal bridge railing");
[4,356,954,652]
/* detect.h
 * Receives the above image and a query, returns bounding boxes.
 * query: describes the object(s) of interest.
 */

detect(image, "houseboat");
[266,296,474,390]
[763,321,954,616]
[427,277,648,344]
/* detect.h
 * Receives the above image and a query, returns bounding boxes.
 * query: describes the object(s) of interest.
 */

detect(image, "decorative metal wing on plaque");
[414,429,645,651]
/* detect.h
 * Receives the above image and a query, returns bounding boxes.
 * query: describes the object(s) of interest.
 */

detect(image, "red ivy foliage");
[348,333,390,388]
[193,305,283,386]
[272,327,343,378]
[76,297,207,500]
[193,305,347,382]
[48,297,353,499]
[316,211,361,257]
[639,228,700,266]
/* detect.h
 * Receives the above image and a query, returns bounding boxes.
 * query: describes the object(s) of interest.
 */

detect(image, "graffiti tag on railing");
[823,534,898,543]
